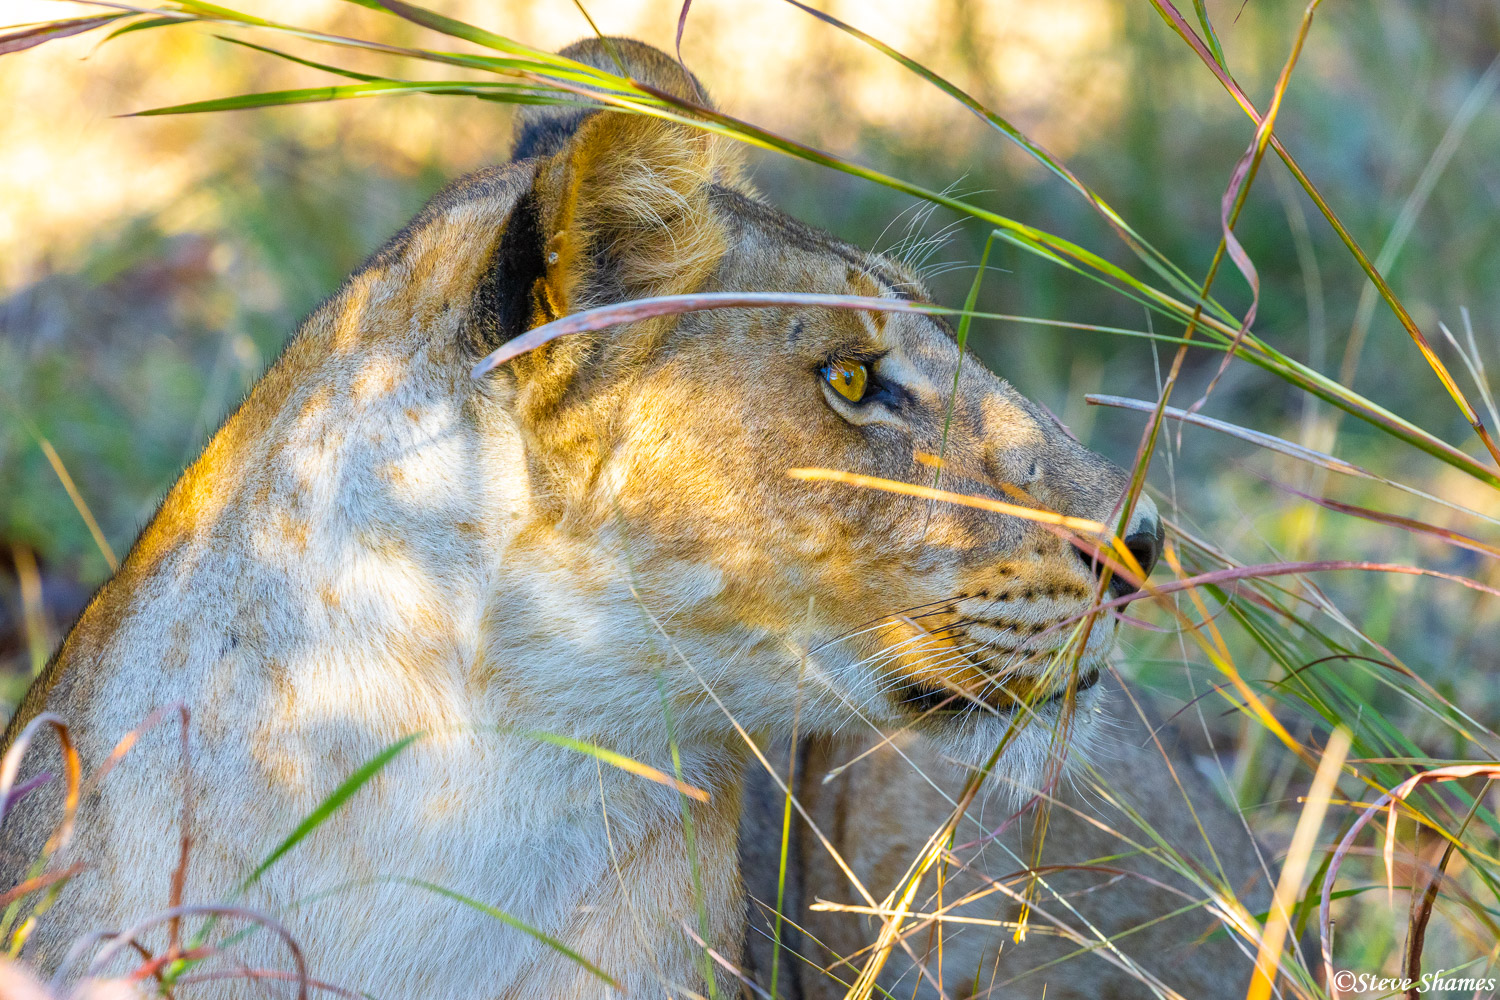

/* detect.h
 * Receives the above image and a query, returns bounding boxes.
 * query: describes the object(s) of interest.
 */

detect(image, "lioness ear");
[533,111,730,319]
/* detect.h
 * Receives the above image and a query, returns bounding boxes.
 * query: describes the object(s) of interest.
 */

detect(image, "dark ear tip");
[512,108,595,161]
[468,192,547,357]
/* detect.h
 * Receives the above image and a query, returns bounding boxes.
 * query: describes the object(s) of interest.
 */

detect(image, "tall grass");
[2,1,1499,997]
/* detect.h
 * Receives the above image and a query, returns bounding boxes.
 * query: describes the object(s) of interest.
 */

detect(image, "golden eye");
[822,360,869,402]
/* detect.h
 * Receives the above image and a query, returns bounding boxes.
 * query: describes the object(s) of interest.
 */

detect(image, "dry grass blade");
[168,708,193,958]
[10,545,50,674]
[786,468,1109,536]
[1442,313,1500,432]
[78,703,185,797]
[1091,393,1369,474]
[1246,726,1348,1000]
[1097,560,1500,614]
[1186,0,1322,420]
[73,904,309,1000]
[0,713,80,851]
[34,438,118,572]
[518,729,710,802]
[681,920,771,1000]
[1341,58,1500,391]
[1087,394,1500,527]
[1278,489,1500,562]
[0,864,86,911]
[0,15,126,56]
[1319,764,1500,994]
[471,292,945,376]
[932,846,1187,998]
[174,967,363,997]
[1404,781,1491,1000]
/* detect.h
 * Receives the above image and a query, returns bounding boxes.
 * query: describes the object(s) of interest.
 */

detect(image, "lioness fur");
[0,38,1203,998]
[742,676,1269,998]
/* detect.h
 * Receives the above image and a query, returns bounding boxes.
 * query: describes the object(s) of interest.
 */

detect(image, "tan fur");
[2,38,1176,998]
[742,678,1270,998]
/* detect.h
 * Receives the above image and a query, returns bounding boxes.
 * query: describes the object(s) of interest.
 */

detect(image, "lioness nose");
[1079,495,1163,601]
[1123,522,1163,579]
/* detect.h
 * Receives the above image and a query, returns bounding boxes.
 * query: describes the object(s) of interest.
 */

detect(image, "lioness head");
[456,39,1161,774]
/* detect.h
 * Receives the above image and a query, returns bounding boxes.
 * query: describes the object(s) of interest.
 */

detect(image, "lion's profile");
[0,37,1270,999]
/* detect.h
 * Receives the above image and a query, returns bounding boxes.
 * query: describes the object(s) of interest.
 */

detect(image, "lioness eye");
[822,360,869,403]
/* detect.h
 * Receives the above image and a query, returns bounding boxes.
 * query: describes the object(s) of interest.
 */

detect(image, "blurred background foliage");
[2,0,1499,980]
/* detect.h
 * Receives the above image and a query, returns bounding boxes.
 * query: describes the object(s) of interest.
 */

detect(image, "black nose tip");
[1124,521,1163,579]
[1078,518,1162,602]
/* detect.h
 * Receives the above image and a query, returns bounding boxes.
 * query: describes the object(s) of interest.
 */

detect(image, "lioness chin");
[2,37,1170,998]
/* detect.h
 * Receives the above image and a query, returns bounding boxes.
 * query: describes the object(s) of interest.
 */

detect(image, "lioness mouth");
[896,666,1102,718]
[880,615,1103,720]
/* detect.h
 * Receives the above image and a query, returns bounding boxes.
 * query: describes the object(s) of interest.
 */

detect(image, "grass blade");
[1277,488,1500,562]
[787,468,1109,536]
[240,732,420,890]
[361,0,555,61]
[131,80,556,116]
[933,230,998,492]
[213,35,383,82]
[1246,727,1348,1000]
[103,14,194,43]
[1149,0,1500,471]
[470,291,945,376]
[0,15,127,56]
[778,0,1211,311]
[394,877,619,988]
[518,730,709,802]
[1087,394,1500,526]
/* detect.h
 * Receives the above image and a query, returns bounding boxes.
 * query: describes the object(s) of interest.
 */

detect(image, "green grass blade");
[395,877,620,988]
[1191,0,1228,68]
[170,1,275,28]
[104,15,193,44]
[213,35,384,82]
[49,0,1500,499]
[778,0,1214,313]
[130,80,553,116]
[240,732,421,891]
[932,229,998,491]
[653,672,718,999]
[175,731,422,961]
[360,0,559,61]
[1149,0,1500,472]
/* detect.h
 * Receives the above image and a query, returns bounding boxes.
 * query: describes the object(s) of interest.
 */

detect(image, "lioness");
[1,37,1204,998]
